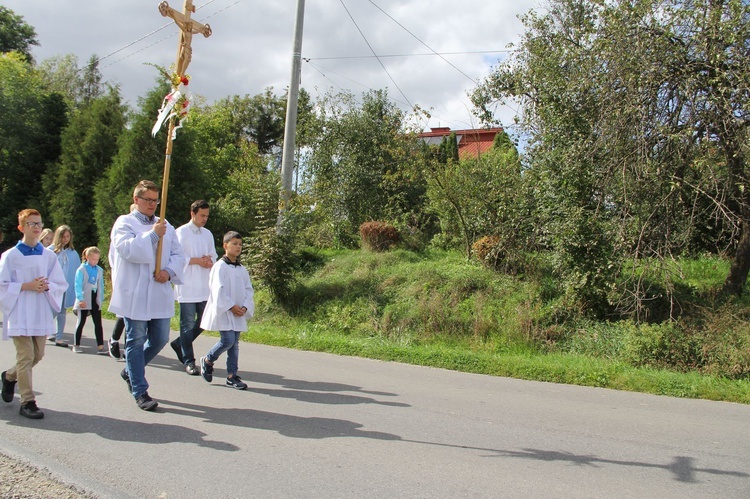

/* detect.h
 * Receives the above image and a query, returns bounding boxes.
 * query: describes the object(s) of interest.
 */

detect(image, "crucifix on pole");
[153,0,211,274]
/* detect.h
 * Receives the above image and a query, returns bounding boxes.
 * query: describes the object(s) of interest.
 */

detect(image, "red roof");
[418,127,504,160]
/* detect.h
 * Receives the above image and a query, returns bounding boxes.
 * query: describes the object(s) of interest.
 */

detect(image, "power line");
[337,0,414,110]
[97,0,240,69]
[307,50,512,61]
[304,60,472,131]
[367,0,479,84]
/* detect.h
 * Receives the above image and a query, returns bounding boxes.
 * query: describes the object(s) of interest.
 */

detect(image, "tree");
[37,54,103,109]
[187,98,272,237]
[0,7,38,63]
[425,130,521,259]
[473,0,750,315]
[222,88,286,155]
[94,82,175,255]
[47,86,127,246]
[304,89,427,247]
[0,52,66,240]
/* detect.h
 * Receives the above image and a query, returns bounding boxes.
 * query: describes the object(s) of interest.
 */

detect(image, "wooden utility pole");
[154,0,211,273]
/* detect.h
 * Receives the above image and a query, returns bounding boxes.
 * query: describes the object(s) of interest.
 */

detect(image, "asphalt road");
[0,315,748,498]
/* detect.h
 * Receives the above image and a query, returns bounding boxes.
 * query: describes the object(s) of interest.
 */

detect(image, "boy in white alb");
[199,231,254,390]
[0,209,67,419]
[169,200,217,375]
[109,180,185,411]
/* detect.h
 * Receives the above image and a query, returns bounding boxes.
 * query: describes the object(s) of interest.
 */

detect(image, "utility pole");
[279,0,305,224]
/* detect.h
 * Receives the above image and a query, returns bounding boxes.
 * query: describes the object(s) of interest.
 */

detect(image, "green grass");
[242,322,749,404]
[105,249,750,404]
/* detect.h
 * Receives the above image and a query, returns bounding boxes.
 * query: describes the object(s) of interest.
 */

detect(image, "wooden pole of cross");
[154,0,211,274]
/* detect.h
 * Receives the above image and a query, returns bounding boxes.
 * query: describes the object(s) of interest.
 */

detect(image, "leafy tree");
[304,89,428,247]
[0,52,66,240]
[47,86,126,246]
[37,54,103,108]
[190,98,272,237]
[425,130,521,259]
[473,0,750,315]
[94,81,178,254]
[0,7,38,63]
[222,88,286,155]
[437,132,459,164]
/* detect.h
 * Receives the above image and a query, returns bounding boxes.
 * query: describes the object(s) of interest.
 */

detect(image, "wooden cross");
[158,0,212,76]
[154,0,212,274]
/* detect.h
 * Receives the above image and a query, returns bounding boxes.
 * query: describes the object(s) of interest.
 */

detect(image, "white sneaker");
[72,345,83,353]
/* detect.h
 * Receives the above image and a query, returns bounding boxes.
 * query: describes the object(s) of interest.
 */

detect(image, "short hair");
[191,199,210,214]
[18,209,41,226]
[52,225,74,252]
[81,246,101,262]
[223,231,242,244]
[133,180,159,198]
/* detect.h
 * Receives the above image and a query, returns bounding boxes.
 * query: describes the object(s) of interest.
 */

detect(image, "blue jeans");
[206,330,241,377]
[123,318,170,398]
[52,310,67,341]
[174,301,206,365]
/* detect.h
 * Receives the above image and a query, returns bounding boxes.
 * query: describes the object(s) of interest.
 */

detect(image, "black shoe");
[135,392,158,411]
[226,376,247,390]
[120,368,132,393]
[1,371,16,403]
[109,339,121,360]
[170,340,184,365]
[19,401,44,419]
[185,363,200,376]
[200,356,213,382]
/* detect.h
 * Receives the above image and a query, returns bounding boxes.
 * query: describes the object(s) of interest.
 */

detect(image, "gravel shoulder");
[0,452,93,499]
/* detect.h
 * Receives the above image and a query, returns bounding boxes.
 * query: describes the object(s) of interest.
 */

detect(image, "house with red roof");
[417,127,504,160]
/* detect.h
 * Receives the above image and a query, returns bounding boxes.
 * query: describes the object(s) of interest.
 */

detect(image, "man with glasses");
[109,180,185,411]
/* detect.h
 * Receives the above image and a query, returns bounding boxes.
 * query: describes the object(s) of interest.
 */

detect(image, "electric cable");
[337,0,414,110]
[367,0,478,84]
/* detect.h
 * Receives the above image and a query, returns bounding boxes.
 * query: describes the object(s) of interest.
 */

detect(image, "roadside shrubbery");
[359,221,399,251]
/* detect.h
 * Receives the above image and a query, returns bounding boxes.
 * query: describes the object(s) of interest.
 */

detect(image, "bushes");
[360,221,399,251]
[471,234,531,276]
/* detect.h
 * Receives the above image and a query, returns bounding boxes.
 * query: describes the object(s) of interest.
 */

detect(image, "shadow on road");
[1,409,238,452]
[404,441,750,484]
[147,355,408,407]
[159,398,403,441]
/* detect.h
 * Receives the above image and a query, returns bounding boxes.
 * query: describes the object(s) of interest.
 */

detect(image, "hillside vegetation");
[243,248,750,404]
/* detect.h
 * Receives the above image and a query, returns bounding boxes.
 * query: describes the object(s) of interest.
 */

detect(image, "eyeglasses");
[137,196,160,205]
[25,222,44,228]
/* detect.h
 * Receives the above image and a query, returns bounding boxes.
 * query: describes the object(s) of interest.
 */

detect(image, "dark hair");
[191,199,210,214]
[223,231,242,243]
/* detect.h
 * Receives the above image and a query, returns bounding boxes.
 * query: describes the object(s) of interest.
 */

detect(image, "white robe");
[0,247,67,339]
[108,213,185,321]
[173,222,217,303]
[200,259,254,332]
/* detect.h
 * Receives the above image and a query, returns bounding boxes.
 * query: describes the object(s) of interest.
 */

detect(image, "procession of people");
[0,180,254,418]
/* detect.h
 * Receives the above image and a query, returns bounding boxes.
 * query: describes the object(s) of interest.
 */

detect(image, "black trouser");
[75,290,104,347]
[111,316,125,341]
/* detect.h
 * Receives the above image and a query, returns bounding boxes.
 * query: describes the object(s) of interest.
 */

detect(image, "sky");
[4,0,539,134]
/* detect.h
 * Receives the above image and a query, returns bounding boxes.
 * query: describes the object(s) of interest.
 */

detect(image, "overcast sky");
[5,0,539,133]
